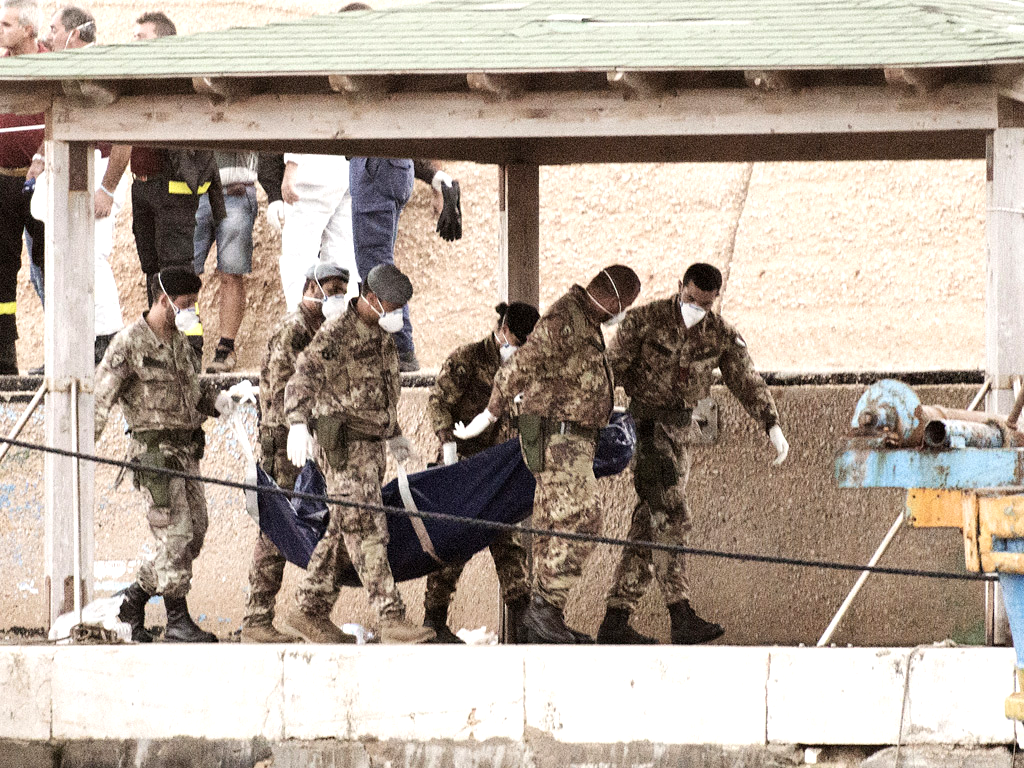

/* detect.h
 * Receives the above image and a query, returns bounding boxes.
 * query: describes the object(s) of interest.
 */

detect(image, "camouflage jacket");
[488,285,613,429]
[608,295,779,431]
[94,314,218,440]
[428,332,504,454]
[259,305,322,430]
[284,299,402,439]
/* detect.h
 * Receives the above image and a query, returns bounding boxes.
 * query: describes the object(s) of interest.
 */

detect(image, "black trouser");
[0,173,43,350]
[131,178,201,306]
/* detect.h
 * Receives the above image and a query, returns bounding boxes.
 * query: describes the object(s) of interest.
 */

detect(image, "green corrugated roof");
[0,0,1023,80]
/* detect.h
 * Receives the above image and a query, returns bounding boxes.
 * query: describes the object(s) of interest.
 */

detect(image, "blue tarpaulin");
[256,412,636,587]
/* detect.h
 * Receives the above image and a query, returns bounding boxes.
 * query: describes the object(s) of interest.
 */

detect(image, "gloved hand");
[227,379,258,405]
[453,409,496,440]
[287,423,315,467]
[387,435,414,464]
[214,390,236,418]
[266,200,286,233]
[435,179,462,241]
[769,425,789,466]
[442,441,458,466]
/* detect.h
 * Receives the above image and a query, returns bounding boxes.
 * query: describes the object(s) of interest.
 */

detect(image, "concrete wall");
[0,383,983,645]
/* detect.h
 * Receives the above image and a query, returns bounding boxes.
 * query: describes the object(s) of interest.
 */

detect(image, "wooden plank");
[905,489,965,528]
[43,139,95,628]
[985,129,1024,415]
[498,164,539,307]
[49,83,1000,146]
[0,84,54,114]
[883,67,949,93]
[61,80,119,107]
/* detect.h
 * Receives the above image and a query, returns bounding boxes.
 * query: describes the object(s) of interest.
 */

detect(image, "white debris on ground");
[457,626,498,645]
[48,596,131,644]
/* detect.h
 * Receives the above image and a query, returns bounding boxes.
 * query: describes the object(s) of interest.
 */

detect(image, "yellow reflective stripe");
[167,181,211,195]
[184,319,203,337]
[0,300,15,315]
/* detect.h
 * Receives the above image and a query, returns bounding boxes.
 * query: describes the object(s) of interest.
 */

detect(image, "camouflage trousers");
[531,432,600,610]
[423,528,530,612]
[134,454,208,599]
[295,438,404,621]
[606,420,693,611]
[243,429,301,628]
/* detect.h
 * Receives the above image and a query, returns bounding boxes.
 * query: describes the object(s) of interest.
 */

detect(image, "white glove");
[453,409,497,440]
[227,379,258,405]
[431,170,454,191]
[214,390,236,418]
[442,441,458,466]
[387,435,414,464]
[287,423,315,467]
[266,200,286,233]
[769,425,789,466]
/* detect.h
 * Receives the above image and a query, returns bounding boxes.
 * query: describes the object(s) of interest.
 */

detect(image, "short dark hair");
[158,266,201,299]
[682,263,722,293]
[58,6,95,43]
[496,301,540,341]
[135,10,175,36]
[338,2,372,10]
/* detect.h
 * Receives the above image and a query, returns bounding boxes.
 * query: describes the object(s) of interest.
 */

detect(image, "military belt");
[549,420,599,441]
[132,427,203,449]
[629,403,692,428]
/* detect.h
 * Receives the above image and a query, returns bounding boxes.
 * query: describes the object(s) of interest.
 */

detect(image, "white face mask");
[364,294,404,334]
[586,268,627,328]
[322,295,347,320]
[680,301,707,329]
[496,331,518,361]
[159,274,200,334]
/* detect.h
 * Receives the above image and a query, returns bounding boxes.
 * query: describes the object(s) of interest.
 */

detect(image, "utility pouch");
[314,415,348,470]
[518,413,547,473]
[132,451,173,508]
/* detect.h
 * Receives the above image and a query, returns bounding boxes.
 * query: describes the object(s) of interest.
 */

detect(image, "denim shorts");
[193,185,257,275]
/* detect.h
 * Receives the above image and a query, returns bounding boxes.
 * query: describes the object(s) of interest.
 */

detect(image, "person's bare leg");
[207,272,244,373]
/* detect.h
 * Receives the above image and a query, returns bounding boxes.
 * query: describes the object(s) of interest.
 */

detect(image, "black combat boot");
[522,595,575,644]
[504,595,529,644]
[667,600,724,645]
[423,604,464,644]
[117,583,153,643]
[163,595,218,643]
[596,607,657,645]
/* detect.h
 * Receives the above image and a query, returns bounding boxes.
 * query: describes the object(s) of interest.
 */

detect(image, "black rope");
[0,434,996,583]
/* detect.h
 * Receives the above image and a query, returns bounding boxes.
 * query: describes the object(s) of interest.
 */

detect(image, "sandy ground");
[7,2,987,374]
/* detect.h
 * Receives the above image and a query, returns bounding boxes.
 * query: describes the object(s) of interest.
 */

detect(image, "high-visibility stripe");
[167,180,211,195]
[0,300,15,315]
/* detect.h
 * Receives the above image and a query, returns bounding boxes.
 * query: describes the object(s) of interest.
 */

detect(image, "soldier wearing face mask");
[456,265,642,643]
[240,262,349,643]
[283,264,436,645]
[423,300,539,642]
[597,262,788,647]
[94,267,237,643]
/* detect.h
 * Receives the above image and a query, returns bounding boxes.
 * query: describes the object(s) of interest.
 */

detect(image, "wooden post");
[44,139,95,628]
[984,128,1024,645]
[498,164,540,305]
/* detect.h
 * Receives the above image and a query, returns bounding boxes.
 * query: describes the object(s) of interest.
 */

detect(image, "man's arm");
[93,336,129,440]
[606,309,644,385]
[95,144,130,219]
[427,351,470,444]
[257,153,285,204]
[719,332,779,432]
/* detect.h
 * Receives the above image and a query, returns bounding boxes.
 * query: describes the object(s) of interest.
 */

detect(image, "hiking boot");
[163,595,218,643]
[381,616,436,644]
[285,607,354,644]
[568,628,595,644]
[596,607,657,645]
[398,351,421,373]
[423,605,464,644]
[504,595,529,644]
[522,595,575,644]
[668,599,724,645]
[117,583,153,643]
[240,622,301,644]
[206,346,236,374]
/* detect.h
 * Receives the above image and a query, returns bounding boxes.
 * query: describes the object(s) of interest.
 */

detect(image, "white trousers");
[279,154,358,312]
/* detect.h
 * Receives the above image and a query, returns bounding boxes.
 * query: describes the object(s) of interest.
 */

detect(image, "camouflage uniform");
[424,333,529,612]
[604,295,779,610]
[94,314,219,599]
[284,300,406,621]
[244,304,322,629]
[487,285,614,610]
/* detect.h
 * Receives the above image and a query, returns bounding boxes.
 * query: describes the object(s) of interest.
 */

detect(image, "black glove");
[435,179,462,241]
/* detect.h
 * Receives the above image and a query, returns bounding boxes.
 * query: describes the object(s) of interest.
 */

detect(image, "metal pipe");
[0,382,46,464]
[817,512,904,647]
[70,378,82,627]
[1008,382,1024,431]
[922,419,1004,449]
[968,379,991,412]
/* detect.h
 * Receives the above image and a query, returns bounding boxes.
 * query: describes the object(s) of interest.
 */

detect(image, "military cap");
[306,262,350,284]
[158,266,202,298]
[366,264,413,305]
[497,301,540,341]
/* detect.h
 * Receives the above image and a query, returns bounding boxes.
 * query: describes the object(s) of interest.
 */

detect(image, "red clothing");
[130,147,165,176]
[0,43,45,169]
[98,142,112,159]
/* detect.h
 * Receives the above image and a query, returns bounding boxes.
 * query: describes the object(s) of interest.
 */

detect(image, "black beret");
[158,266,202,298]
[366,264,413,305]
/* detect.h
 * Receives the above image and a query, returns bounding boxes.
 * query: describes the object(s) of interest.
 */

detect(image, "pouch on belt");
[314,414,348,470]
[518,413,547,473]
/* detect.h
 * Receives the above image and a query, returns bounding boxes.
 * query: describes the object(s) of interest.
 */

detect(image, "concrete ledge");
[0,646,1017,747]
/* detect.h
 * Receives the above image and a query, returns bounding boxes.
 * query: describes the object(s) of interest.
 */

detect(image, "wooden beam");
[990,64,1024,104]
[50,84,999,147]
[0,84,55,114]
[744,70,802,92]
[466,73,527,97]
[883,67,948,94]
[191,76,251,103]
[327,74,397,94]
[498,164,539,307]
[43,138,95,629]
[606,71,672,96]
